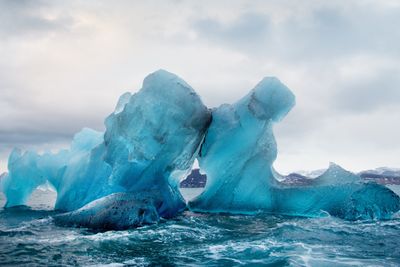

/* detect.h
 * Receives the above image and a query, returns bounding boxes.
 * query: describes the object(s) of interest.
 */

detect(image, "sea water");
[1,187,400,266]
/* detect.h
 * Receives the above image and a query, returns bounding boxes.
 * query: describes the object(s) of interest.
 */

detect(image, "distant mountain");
[359,167,400,177]
[180,169,206,188]
[296,169,325,178]
[280,173,314,185]
[358,167,400,185]
[289,167,400,186]
[181,167,400,188]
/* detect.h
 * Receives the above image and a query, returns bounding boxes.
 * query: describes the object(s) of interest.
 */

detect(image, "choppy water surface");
[1,187,400,266]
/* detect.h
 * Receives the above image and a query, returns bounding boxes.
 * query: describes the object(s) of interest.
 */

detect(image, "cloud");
[0,0,74,39]
[0,0,399,174]
[332,68,400,113]
[281,5,400,60]
[189,2,400,62]
[193,13,270,53]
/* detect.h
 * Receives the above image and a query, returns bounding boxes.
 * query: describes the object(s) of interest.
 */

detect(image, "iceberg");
[2,70,211,224]
[189,78,400,220]
[2,70,399,228]
[272,163,400,220]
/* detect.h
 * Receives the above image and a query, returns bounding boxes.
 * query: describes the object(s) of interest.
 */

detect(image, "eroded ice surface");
[2,70,399,226]
[2,70,211,223]
[272,163,400,220]
[54,192,160,230]
[189,77,295,213]
[2,128,105,209]
[189,78,400,220]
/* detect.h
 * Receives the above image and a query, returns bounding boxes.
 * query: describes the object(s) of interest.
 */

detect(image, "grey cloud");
[193,13,270,53]
[279,6,400,60]
[0,1,399,173]
[0,0,74,38]
[0,115,102,156]
[332,69,400,113]
[0,129,72,160]
[0,108,106,170]
[190,5,400,62]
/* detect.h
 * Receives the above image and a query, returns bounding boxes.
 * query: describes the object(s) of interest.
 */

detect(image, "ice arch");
[2,70,399,229]
[188,77,400,220]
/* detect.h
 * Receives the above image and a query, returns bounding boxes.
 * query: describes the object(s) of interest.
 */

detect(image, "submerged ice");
[1,70,399,229]
[53,192,160,230]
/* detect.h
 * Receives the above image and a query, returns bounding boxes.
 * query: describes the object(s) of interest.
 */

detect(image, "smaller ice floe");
[272,163,400,220]
[54,192,160,230]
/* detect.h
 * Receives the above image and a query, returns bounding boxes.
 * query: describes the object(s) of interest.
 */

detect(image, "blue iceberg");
[2,128,104,209]
[1,70,399,229]
[271,163,400,220]
[2,70,211,225]
[188,78,400,220]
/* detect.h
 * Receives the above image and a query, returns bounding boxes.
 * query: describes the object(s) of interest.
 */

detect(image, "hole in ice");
[27,181,57,210]
[179,159,206,202]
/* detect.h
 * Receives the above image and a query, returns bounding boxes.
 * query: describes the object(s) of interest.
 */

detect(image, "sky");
[0,0,399,174]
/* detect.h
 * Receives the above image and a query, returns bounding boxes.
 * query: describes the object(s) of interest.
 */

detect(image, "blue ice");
[53,192,160,230]
[188,78,400,220]
[2,70,211,226]
[1,70,399,229]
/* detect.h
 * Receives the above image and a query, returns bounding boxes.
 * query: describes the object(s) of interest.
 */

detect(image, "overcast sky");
[0,0,399,174]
